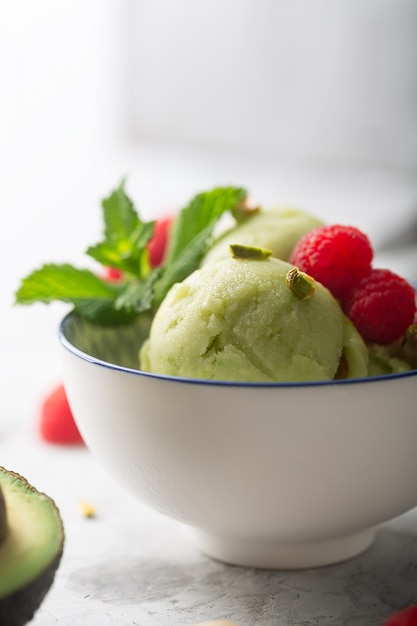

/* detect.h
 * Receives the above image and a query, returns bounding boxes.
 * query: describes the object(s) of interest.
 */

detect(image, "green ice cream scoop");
[202,207,323,266]
[140,255,368,383]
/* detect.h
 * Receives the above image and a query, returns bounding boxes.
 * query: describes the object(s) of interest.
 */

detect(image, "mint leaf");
[14,264,132,324]
[87,181,155,277]
[165,186,247,263]
[154,186,247,305]
[102,180,138,239]
[152,223,214,306]
[15,264,118,303]
[114,269,162,314]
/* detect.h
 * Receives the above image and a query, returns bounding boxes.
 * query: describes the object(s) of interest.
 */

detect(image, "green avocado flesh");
[0,467,64,626]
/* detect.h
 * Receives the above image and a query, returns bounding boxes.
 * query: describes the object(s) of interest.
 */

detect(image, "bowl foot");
[193,527,376,569]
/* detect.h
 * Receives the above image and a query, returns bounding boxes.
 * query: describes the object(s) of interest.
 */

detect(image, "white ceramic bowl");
[59,312,417,569]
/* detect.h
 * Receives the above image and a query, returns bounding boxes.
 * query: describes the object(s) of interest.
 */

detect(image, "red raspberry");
[147,216,173,267]
[343,268,417,344]
[289,224,373,299]
[104,266,124,282]
[39,384,84,445]
[382,605,417,625]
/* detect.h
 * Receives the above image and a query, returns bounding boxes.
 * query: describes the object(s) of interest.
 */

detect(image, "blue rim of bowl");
[58,312,417,389]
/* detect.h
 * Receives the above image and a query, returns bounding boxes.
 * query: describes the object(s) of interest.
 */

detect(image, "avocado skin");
[0,488,6,544]
[0,549,63,626]
[0,469,65,626]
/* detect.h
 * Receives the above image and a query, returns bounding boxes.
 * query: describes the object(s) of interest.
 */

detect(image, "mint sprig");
[15,181,247,325]
[86,181,155,277]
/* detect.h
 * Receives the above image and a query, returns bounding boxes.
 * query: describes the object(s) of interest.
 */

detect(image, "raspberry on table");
[39,384,84,445]
[343,268,417,345]
[381,605,417,625]
[289,224,373,299]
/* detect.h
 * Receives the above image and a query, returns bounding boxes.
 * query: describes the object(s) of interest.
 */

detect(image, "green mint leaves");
[153,186,247,305]
[15,181,247,325]
[86,181,155,277]
[16,264,132,325]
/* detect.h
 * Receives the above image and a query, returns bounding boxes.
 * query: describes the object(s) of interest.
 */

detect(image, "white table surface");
[2,421,417,626]
[2,141,417,625]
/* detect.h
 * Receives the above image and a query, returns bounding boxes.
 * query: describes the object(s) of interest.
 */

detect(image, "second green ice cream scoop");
[202,207,323,266]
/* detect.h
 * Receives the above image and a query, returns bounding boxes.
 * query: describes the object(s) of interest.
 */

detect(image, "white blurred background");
[1,0,417,423]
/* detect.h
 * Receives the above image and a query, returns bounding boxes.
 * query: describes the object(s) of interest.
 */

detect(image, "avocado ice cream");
[367,344,413,377]
[140,255,369,383]
[202,207,323,266]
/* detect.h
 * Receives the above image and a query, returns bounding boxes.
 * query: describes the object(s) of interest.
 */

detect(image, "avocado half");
[0,467,65,626]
